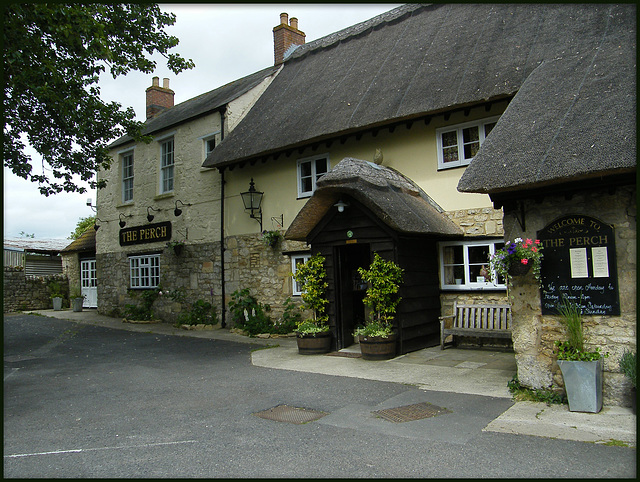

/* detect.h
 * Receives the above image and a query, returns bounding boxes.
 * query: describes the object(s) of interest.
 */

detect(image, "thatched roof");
[110,66,279,148]
[60,226,96,254]
[204,3,634,173]
[458,6,636,195]
[285,158,463,241]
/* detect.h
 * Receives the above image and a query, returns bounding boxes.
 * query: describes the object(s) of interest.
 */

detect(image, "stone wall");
[444,207,504,235]
[97,233,308,326]
[505,184,636,407]
[3,268,68,312]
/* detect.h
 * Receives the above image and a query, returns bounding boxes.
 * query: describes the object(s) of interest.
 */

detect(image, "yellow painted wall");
[224,100,508,237]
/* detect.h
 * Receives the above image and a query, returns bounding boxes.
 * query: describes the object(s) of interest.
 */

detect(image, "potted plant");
[354,253,404,361]
[489,237,543,287]
[554,297,607,413]
[70,287,85,312]
[262,230,282,248]
[619,350,636,413]
[48,281,64,311]
[292,253,331,355]
[166,240,185,255]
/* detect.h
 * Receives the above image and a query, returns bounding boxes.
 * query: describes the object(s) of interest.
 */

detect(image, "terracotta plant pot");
[359,333,397,361]
[296,332,331,355]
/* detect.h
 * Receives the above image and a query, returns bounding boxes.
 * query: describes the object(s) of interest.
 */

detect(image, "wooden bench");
[439,302,512,350]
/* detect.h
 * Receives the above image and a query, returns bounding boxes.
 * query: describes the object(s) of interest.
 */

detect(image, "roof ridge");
[286,4,428,63]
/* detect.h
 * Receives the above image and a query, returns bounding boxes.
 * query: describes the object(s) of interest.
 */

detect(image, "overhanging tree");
[3,4,195,196]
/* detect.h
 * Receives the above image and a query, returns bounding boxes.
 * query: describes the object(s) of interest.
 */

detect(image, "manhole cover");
[372,402,451,423]
[253,405,328,424]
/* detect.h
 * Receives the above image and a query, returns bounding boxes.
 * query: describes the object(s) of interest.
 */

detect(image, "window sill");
[154,192,175,201]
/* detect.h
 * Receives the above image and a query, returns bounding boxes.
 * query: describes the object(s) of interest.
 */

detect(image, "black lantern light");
[93,217,107,231]
[241,178,263,231]
[147,206,159,223]
[174,200,191,217]
[119,213,132,228]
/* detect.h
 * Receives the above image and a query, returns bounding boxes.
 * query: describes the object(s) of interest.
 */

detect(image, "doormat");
[253,405,328,424]
[326,351,362,358]
[372,402,451,423]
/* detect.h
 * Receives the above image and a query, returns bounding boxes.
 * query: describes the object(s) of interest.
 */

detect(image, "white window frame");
[201,131,220,160]
[291,253,311,296]
[438,239,506,290]
[129,254,160,289]
[159,138,174,194]
[436,116,499,170]
[121,150,134,203]
[297,154,329,198]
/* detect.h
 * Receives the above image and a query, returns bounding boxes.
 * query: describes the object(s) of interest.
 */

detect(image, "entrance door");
[81,259,97,308]
[335,244,370,349]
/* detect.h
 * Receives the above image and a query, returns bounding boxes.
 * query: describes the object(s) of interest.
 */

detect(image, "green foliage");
[124,289,160,321]
[274,297,302,334]
[19,231,35,238]
[48,280,64,298]
[69,216,96,240]
[262,230,282,248]
[3,3,194,195]
[619,351,636,388]
[507,375,566,405]
[228,288,273,336]
[177,299,219,326]
[292,254,329,333]
[554,296,607,361]
[489,237,543,289]
[354,253,403,338]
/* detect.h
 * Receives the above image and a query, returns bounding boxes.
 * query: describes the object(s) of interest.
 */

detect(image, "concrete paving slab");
[484,401,636,446]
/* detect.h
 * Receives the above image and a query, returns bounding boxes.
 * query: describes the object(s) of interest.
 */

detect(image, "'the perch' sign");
[537,215,619,315]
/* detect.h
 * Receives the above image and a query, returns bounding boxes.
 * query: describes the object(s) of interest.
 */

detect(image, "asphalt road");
[4,314,635,478]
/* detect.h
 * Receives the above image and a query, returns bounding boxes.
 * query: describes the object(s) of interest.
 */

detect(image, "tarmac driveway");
[4,313,635,478]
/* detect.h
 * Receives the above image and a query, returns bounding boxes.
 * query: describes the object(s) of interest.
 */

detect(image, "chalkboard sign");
[537,215,619,315]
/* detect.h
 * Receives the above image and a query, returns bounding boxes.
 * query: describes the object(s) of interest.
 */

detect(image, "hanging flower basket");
[508,261,531,277]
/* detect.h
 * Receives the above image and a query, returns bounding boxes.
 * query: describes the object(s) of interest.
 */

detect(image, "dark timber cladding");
[307,197,441,354]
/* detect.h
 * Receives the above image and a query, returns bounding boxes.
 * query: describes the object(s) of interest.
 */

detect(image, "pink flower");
[531,247,538,253]
[535,239,541,245]
[521,259,529,265]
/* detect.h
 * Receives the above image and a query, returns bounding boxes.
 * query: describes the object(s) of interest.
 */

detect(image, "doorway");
[81,258,97,308]
[335,243,370,349]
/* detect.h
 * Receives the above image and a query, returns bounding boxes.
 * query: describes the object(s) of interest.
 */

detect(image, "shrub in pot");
[292,254,331,354]
[554,297,607,413]
[70,287,85,312]
[48,280,64,311]
[619,350,636,412]
[354,253,404,361]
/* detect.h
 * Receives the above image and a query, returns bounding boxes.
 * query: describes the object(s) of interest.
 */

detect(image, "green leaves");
[357,253,404,325]
[3,3,194,195]
[292,254,329,327]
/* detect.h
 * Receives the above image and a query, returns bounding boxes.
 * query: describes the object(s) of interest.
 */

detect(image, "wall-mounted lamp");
[241,178,263,231]
[334,199,349,213]
[94,217,107,231]
[147,206,159,223]
[174,200,191,217]
[119,213,132,228]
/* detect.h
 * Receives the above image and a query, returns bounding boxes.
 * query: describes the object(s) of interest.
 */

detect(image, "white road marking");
[5,440,197,458]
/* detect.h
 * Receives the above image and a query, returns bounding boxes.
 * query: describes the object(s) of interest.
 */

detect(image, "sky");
[3,3,403,241]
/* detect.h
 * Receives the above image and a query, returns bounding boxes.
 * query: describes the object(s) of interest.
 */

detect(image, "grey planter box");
[72,297,83,312]
[558,359,603,413]
[52,297,63,311]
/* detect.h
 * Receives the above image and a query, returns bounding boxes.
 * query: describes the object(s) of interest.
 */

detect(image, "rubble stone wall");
[3,268,68,312]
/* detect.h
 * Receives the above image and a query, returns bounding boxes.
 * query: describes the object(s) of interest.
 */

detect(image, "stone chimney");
[146,76,174,119]
[273,13,305,66]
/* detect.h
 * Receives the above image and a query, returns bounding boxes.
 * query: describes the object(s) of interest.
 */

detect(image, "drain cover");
[372,402,451,423]
[253,405,328,424]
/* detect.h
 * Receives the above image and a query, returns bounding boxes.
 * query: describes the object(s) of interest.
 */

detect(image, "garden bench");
[439,301,512,350]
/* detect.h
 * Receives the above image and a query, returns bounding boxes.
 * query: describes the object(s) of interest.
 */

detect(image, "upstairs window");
[202,132,220,161]
[439,239,506,290]
[160,138,174,193]
[297,155,329,198]
[121,151,134,203]
[436,117,498,170]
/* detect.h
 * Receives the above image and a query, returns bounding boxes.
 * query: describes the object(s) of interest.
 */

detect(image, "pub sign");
[537,215,619,315]
[120,221,172,247]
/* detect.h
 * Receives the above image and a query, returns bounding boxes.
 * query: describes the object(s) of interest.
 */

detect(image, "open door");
[334,243,370,349]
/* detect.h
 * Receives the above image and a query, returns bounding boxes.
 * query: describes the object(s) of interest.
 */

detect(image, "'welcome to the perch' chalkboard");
[537,215,619,315]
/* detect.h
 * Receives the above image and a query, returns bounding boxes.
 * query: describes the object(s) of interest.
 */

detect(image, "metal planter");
[558,359,603,413]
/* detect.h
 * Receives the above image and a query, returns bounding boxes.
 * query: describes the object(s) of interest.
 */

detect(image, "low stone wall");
[3,267,68,312]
